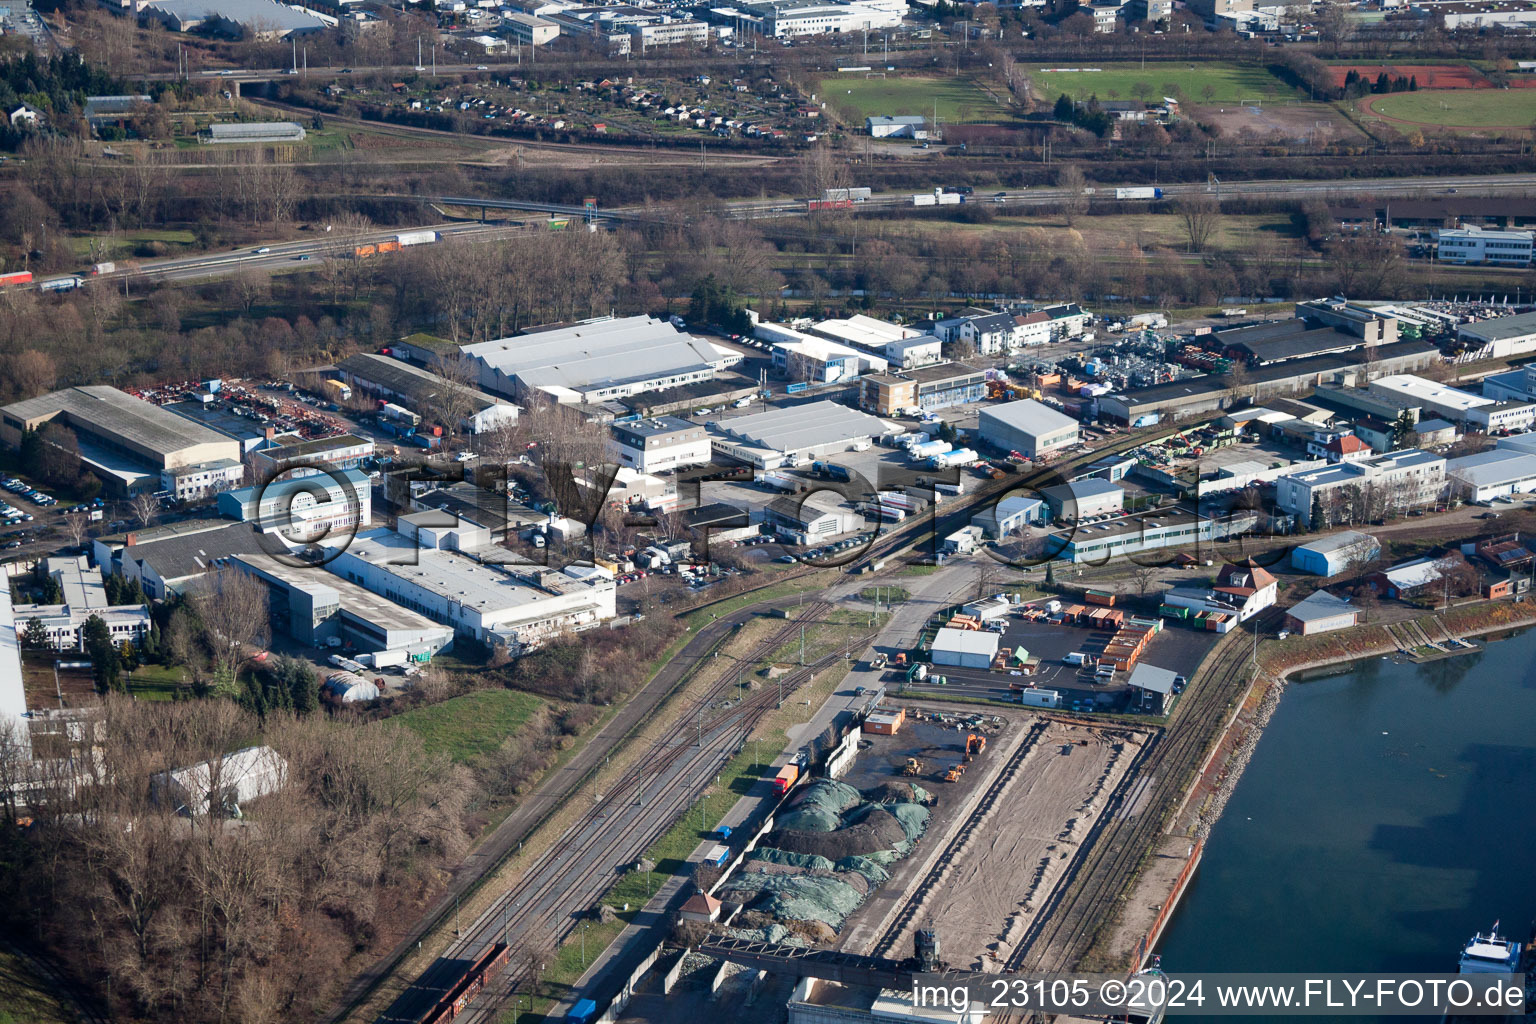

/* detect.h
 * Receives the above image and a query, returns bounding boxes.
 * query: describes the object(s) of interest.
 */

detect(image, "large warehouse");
[461,315,741,404]
[337,353,519,435]
[1446,449,1536,503]
[707,400,893,469]
[1456,311,1536,361]
[977,399,1080,458]
[233,553,453,656]
[0,386,244,499]
[1291,530,1381,577]
[324,526,616,652]
[1040,479,1125,521]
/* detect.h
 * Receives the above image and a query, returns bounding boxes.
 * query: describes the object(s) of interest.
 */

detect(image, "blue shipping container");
[568,998,598,1024]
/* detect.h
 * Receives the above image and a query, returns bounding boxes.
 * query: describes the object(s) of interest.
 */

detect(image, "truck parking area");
[894,600,1217,714]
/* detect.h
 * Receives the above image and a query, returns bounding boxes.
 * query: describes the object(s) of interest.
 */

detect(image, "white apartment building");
[742,0,905,36]
[1274,449,1445,519]
[1437,226,1534,266]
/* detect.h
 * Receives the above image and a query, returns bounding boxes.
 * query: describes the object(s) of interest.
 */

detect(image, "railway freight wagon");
[420,942,510,1024]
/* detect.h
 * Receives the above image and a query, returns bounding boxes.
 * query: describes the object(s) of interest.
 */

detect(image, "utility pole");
[800,625,805,665]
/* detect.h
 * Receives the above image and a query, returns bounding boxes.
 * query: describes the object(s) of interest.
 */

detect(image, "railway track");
[868,718,1051,960]
[383,601,878,1023]
[1001,619,1266,980]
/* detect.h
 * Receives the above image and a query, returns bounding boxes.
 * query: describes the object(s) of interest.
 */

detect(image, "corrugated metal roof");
[3,386,233,461]
[711,400,891,453]
[930,627,999,657]
[463,316,732,394]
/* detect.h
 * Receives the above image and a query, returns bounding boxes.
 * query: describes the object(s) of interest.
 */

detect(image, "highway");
[49,170,1535,294]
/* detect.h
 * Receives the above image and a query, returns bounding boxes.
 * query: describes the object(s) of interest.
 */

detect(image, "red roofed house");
[1165,561,1278,624]
[1326,434,1373,464]
[679,892,721,923]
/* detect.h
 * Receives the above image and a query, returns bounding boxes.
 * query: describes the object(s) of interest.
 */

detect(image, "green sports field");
[1367,88,1536,129]
[816,75,1010,124]
[1032,61,1292,106]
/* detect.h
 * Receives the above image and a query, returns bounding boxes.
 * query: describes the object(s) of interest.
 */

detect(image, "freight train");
[416,942,509,1024]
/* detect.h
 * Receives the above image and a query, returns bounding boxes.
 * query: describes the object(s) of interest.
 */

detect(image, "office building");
[1274,449,1445,520]
[858,364,986,416]
[1437,226,1534,266]
[248,433,374,481]
[608,417,713,474]
[217,468,372,541]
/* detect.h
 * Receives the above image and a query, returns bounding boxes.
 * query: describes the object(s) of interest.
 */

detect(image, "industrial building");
[1040,479,1124,522]
[1284,590,1360,635]
[970,494,1046,539]
[504,10,560,43]
[461,315,740,404]
[1457,311,1536,361]
[324,526,616,652]
[232,553,453,656]
[1049,508,1259,564]
[707,401,892,469]
[734,0,906,38]
[1097,379,1229,427]
[95,519,267,600]
[1446,449,1536,503]
[762,495,859,544]
[608,416,713,475]
[406,481,545,544]
[767,329,887,383]
[139,0,325,38]
[0,386,244,499]
[1367,375,1499,426]
[930,627,1000,669]
[0,588,27,758]
[249,433,374,481]
[864,115,927,138]
[336,353,519,435]
[807,314,926,354]
[977,399,1079,459]
[882,335,944,370]
[1274,449,1445,519]
[1290,530,1381,577]
[858,363,987,416]
[164,400,270,455]
[1437,226,1535,266]
[217,468,371,541]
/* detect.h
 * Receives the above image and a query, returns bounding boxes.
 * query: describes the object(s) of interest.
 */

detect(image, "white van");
[1064,652,1087,666]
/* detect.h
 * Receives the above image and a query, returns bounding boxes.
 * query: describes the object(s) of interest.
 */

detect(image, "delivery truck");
[772,763,799,795]
[1114,187,1164,200]
[395,229,441,247]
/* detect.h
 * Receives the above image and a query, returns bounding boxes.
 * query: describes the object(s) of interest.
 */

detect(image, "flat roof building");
[1447,449,1536,503]
[608,416,712,475]
[232,553,453,654]
[325,526,616,652]
[977,399,1079,459]
[337,352,519,435]
[249,433,374,481]
[858,363,986,417]
[1457,310,1536,361]
[970,494,1045,539]
[1039,478,1125,521]
[1047,508,1259,565]
[462,315,741,404]
[218,468,371,543]
[1275,448,1445,521]
[708,400,893,469]
[0,386,243,499]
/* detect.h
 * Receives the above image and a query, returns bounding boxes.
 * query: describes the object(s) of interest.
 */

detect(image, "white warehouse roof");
[709,400,892,454]
[1370,375,1491,413]
[1447,449,1536,488]
[1294,530,1378,556]
[811,314,925,350]
[462,315,735,395]
[930,627,1000,659]
[980,399,1078,438]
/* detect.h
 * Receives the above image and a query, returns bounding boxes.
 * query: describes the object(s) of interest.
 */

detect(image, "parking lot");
[891,600,1218,714]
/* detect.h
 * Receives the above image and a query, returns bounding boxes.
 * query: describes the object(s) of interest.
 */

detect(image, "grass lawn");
[1032,61,1290,106]
[816,74,1008,124]
[1367,89,1536,128]
[0,948,76,1024]
[127,662,186,701]
[394,688,544,762]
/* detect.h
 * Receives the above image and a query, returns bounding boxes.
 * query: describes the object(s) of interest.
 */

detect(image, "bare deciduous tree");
[1057,164,1088,227]
[130,491,159,529]
[1176,193,1223,253]
[190,566,271,683]
[62,510,89,549]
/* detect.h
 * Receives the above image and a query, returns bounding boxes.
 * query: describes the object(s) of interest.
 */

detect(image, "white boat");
[1459,923,1521,976]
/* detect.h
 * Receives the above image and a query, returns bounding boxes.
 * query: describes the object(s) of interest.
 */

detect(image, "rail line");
[1001,617,1267,981]
[381,600,876,1023]
[868,718,1051,960]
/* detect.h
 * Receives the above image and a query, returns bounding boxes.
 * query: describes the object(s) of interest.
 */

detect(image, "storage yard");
[860,717,1151,971]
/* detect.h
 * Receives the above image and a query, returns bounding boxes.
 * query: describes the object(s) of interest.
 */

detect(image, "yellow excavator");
[902,757,923,777]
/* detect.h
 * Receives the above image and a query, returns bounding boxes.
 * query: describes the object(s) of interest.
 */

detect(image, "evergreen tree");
[1310,493,1326,532]
[1392,409,1416,450]
[39,574,62,604]
[1409,76,1418,91]
[141,621,160,660]
[83,614,121,693]
[104,572,123,605]
[1053,93,1074,121]
[20,618,51,651]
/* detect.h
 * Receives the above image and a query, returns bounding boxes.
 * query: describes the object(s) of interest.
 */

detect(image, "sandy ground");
[884,720,1149,972]
[1199,101,1367,144]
